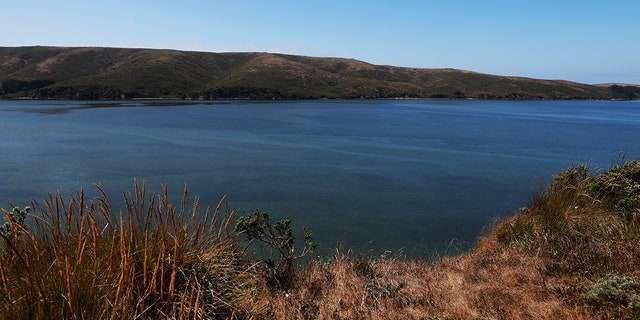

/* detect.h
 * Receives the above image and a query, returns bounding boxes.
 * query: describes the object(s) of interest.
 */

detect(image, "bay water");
[1,99,639,257]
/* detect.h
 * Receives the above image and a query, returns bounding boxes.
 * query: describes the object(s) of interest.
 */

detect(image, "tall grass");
[0,180,254,320]
[492,162,640,276]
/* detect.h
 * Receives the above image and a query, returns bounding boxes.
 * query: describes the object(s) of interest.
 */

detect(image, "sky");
[3,0,639,84]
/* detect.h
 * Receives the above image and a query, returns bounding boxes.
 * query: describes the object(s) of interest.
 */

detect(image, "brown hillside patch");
[426,247,594,319]
[35,47,104,73]
[252,246,599,319]
[245,54,335,81]
[36,56,62,73]
[1,57,26,67]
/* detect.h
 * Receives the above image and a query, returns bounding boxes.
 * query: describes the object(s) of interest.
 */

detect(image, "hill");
[1,46,638,100]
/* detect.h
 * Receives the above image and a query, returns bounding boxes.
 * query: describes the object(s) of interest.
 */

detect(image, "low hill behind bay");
[1,46,638,100]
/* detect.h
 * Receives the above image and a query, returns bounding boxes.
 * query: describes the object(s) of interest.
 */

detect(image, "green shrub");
[590,160,640,221]
[0,206,30,239]
[236,209,314,290]
[584,274,640,309]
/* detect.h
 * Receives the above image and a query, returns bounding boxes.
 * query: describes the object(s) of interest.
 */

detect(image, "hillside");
[2,161,640,319]
[1,46,638,100]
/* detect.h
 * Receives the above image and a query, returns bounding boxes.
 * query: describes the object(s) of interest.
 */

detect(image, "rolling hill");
[1,46,638,100]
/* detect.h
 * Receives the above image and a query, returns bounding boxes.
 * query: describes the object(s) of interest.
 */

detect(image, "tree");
[235,209,314,289]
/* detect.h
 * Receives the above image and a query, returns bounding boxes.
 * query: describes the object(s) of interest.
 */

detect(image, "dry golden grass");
[0,180,256,320]
[250,246,602,319]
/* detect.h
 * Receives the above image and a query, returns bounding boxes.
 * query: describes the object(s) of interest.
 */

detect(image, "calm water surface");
[1,99,639,256]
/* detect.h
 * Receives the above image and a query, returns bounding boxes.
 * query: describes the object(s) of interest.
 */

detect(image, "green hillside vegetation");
[2,160,640,319]
[1,46,639,100]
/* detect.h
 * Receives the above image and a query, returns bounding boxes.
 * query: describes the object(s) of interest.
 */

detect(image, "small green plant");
[353,254,377,279]
[235,209,314,289]
[0,206,30,248]
[548,164,590,192]
[584,274,640,309]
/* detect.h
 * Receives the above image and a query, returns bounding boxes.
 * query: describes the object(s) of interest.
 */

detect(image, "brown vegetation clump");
[250,247,597,319]
[0,181,257,319]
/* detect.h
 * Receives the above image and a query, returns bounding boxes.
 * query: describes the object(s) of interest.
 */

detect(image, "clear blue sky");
[3,0,639,84]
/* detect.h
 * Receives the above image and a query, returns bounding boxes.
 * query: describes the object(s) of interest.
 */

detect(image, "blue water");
[1,99,639,257]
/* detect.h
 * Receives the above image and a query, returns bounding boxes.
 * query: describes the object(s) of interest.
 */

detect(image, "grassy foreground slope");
[2,160,640,319]
[1,46,639,100]
[259,160,640,319]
